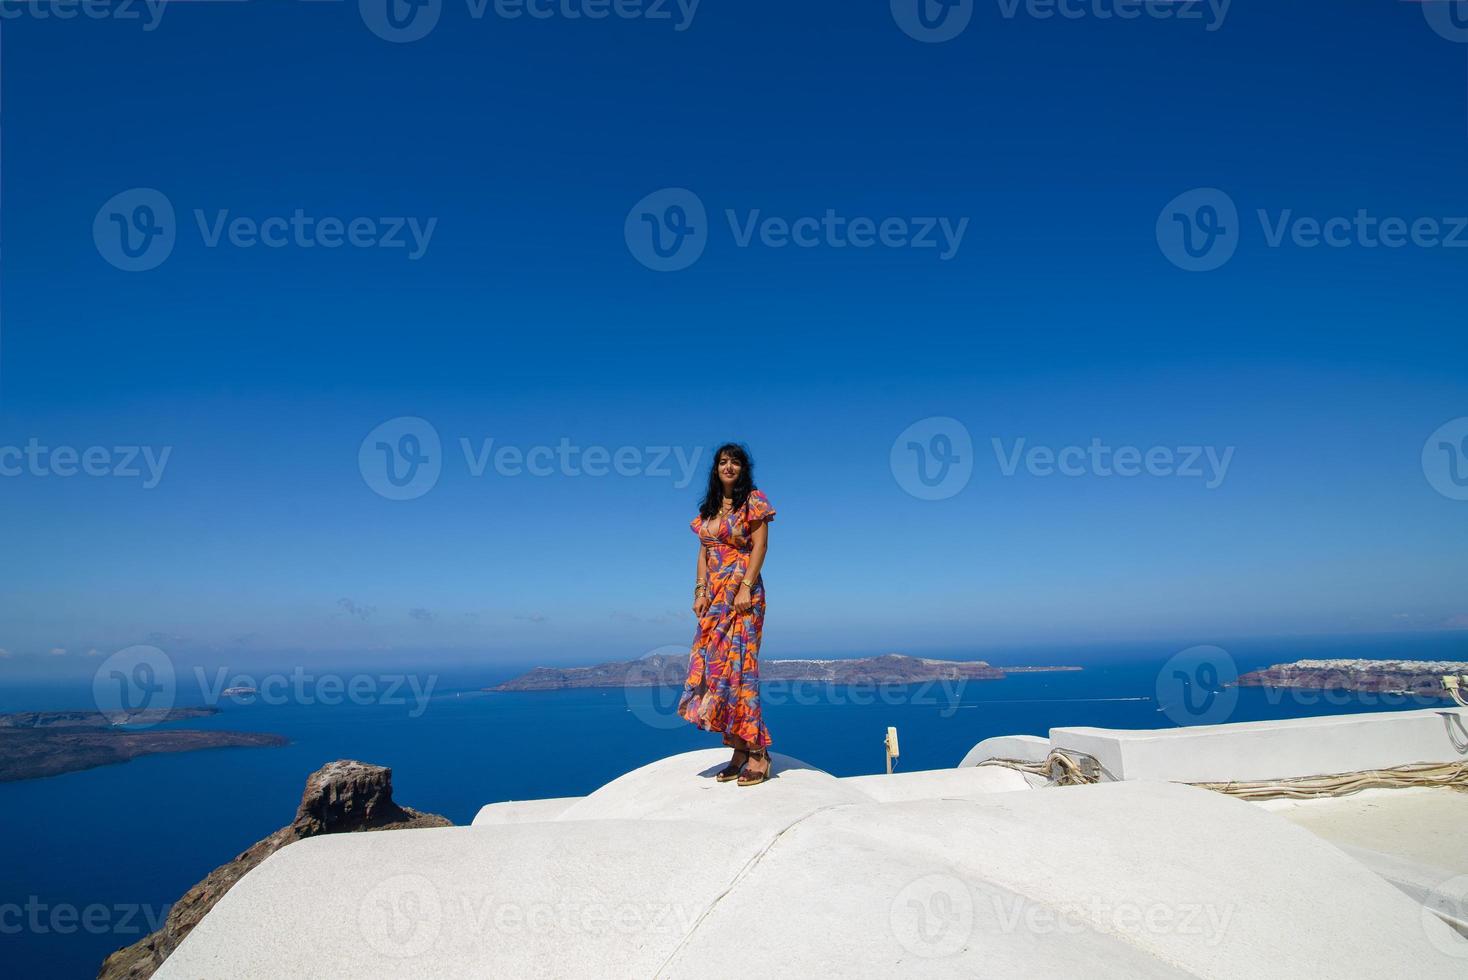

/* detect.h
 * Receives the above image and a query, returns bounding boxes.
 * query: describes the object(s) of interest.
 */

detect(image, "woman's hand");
[733,581,753,614]
[693,595,711,618]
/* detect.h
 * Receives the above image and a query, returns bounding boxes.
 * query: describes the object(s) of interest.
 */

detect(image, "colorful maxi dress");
[677,489,776,748]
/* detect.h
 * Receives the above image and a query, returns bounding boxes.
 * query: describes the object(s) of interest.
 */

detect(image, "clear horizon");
[4,3,1468,673]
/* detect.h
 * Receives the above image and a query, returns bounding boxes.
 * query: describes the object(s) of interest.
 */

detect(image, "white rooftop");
[158,709,1468,978]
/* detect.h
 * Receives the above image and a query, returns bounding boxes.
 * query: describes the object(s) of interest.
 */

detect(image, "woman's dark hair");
[699,443,757,519]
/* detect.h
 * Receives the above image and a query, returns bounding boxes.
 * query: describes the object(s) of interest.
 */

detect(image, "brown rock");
[97,760,451,980]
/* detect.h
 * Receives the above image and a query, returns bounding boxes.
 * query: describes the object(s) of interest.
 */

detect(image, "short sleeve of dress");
[743,490,776,526]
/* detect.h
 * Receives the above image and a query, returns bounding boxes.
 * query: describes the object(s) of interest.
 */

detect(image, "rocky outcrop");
[97,760,451,980]
[491,653,1081,691]
[1234,659,1468,699]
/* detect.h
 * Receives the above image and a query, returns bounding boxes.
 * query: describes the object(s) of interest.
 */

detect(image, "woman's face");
[718,453,742,487]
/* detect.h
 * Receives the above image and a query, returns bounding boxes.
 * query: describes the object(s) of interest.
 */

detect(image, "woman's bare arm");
[693,543,710,616]
[735,522,769,612]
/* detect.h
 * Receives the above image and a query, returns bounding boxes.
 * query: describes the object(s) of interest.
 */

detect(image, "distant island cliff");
[490,653,1081,691]
[0,708,286,783]
[1234,659,1468,699]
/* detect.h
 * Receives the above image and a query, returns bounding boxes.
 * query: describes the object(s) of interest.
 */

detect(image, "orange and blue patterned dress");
[677,489,776,748]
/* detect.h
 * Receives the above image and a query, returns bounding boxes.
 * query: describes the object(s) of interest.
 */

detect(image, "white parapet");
[957,733,1050,769]
[959,707,1468,783]
[157,750,1468,978]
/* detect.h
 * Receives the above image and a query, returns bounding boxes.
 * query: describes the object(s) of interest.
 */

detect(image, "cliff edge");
[97,760,451,980]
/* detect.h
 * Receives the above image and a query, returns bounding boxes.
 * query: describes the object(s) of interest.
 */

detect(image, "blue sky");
[1,2,1467,672]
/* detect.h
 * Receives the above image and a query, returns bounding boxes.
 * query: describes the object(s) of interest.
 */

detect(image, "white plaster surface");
[843,765,1032,801]
[1047,707,1468,783]
[957,733,1050,768]
[160,749,1468,978]
[470,797,579,827]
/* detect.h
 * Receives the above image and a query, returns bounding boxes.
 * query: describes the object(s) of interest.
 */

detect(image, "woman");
[677,443,776,786]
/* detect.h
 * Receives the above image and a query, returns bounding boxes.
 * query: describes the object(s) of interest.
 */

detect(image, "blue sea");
[3,632,1465,978]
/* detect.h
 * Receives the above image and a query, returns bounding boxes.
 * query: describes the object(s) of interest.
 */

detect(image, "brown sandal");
[716,748,750,782]
[737,749,771,787]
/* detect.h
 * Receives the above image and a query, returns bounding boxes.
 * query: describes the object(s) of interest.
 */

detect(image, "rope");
[977,750,1102,786]
[1190,760,1468,801]
[977,752,1468,800]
